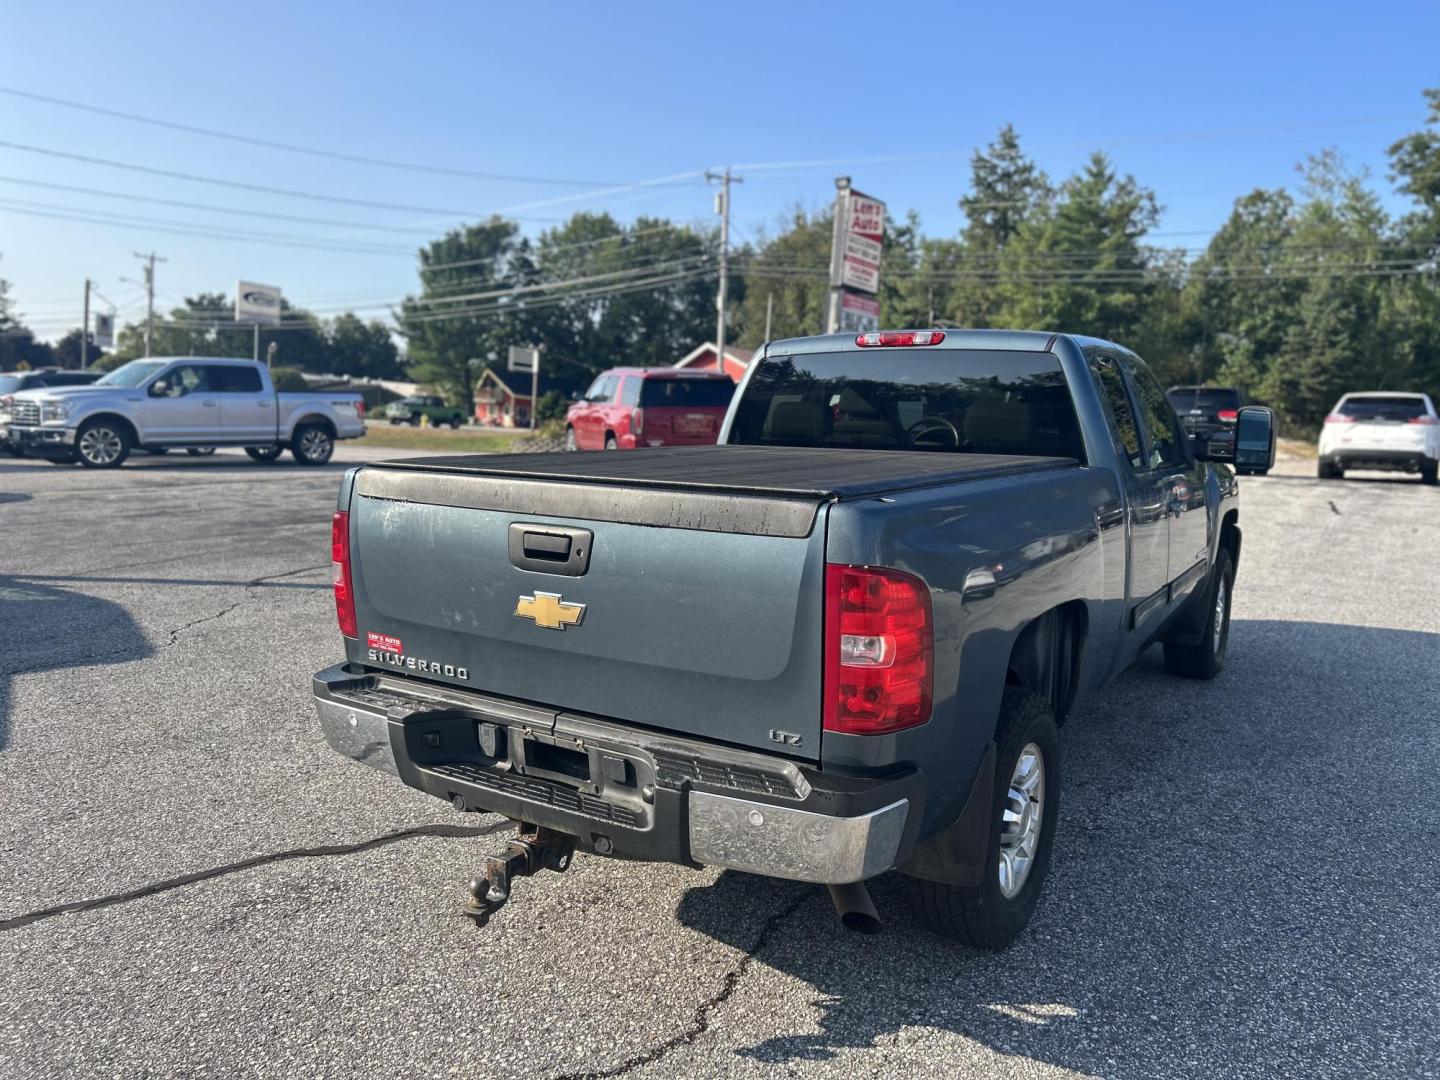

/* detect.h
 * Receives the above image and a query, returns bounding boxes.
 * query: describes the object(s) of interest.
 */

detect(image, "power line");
[0,138,557,220]
[0,203,417,255]
[0,175,450,235]
[0,85,627,188]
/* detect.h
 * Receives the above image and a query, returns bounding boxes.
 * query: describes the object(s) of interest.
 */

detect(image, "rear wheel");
[1421,461,1438,486]
[1317,459,1343,480]
[564,427,577,452]
[1163,548,1234,679]
[604,434,618,451]
[144,447,171,455]
[905,690,1060,949]
[186,447,217,456]
[291,423,334,465]
[244,445,283,463]
[409,414,421,426]
[75,419,131,469]
[450,416,462,430]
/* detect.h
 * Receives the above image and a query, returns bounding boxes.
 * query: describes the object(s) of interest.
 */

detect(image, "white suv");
[1317,392,1439,484]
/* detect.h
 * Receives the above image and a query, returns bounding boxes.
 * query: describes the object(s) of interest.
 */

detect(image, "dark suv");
[1165,385,1261,472]
[1,369,100,451]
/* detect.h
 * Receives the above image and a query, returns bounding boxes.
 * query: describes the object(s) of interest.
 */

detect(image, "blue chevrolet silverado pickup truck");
[312,329,1275,946]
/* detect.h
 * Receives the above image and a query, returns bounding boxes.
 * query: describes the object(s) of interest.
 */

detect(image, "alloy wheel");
[998,743,1045,899]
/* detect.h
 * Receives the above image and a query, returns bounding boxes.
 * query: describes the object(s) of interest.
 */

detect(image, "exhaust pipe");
[828,881,882,935]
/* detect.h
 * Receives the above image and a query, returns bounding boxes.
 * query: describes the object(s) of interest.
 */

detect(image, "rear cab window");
[640,378,734,408]
[1337,396,1429,421]
[215,366,263,392]
[728,349,1085,461]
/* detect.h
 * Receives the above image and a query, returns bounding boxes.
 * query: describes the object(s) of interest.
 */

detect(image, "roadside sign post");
[236,280,283,364]
[92,312,114,351]
[825,179,886,335]
[508,345,541,430]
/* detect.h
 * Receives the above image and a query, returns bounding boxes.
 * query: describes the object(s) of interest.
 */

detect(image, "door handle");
[202,400,217,407]
[259,400,272,407]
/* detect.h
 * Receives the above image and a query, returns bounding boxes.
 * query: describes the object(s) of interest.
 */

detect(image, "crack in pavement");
[0,820,514,932]
[161,562,330,648]
[552,888,812,1080]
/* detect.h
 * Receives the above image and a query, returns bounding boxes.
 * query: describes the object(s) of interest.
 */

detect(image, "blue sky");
[2,0,1436,342]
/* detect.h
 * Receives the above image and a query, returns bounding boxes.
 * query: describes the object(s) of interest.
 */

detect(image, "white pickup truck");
[5,357,366,468]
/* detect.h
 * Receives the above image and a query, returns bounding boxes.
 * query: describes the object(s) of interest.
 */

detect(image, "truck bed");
[371,445,1075,500]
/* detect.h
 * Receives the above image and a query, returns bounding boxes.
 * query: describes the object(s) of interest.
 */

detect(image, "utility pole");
[705,168,742,380]
[825,177,851,335]
[132,250,166,357]
[80,278,90,370]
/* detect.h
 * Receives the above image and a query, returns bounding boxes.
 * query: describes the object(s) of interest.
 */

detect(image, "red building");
[672,342,753,382]
[474,367,578,427]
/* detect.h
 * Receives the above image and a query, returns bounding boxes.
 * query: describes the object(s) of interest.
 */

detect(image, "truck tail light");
[332,510,357,638]
[631,407,643,436]
[855,331,945,348]
[1407,415,1438,425]
[1324,414,1355,424]
[355,399,366,420]
[824,565,933,735]
[1216,409,1238,422]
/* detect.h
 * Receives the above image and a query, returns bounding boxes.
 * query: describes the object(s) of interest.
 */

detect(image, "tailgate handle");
[509,524,592,576]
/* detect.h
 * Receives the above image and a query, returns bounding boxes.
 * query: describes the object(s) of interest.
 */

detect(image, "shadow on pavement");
[0,576,154,751]
[676,619,1440,1079]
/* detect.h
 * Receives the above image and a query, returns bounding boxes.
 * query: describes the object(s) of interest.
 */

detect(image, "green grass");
[355,425,518,454]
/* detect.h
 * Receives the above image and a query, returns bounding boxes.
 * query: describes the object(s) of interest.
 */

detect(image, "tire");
[1421,461,1438,486]
[389,419,400,426]
[74,419,131,469]
[450,416,462,430]
[245,445,283,463]
[564,427,577,452]
[905,689,1060,950]
[291,423,334,466]
[604,434,618,451]
[409,415,421,427]
[186,447,217,456]
[144,447,171,455]
[1163,548,1234,680]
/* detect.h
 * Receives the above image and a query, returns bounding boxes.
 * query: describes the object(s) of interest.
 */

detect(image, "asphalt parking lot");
[1,447,1437,1080]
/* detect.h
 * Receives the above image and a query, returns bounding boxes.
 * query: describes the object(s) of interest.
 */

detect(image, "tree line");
[5,85,1437,432]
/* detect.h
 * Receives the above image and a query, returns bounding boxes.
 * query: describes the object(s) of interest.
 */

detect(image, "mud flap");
[897,741,996,887]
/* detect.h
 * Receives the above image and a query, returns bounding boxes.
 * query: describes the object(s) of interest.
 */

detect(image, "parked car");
[565,368,734,451]
[313,329,1275,947]
[1165,385,1257,472]
[385,395,465,428]
[5,357,366,468]
[1,369,100,452]
[1317,391,1439,483]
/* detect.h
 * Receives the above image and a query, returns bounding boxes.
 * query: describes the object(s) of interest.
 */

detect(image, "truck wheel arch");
[1004,601,1087,726]
[80,412,140,447]
[292,414,336,438]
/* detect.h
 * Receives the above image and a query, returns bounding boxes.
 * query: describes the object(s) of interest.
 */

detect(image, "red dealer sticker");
[367,632,403,653]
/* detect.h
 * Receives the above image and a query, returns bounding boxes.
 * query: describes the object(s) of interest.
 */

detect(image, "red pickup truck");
[564,368,733,451]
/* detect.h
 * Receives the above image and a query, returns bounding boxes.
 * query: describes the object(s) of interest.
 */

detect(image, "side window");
[215,366,262,393]
[619,377,640,407]
[1088,356,1144,470]
[583,376,607,403]
[161,365,213,397]
[1120,358,1186,469]
[590,376,617,403]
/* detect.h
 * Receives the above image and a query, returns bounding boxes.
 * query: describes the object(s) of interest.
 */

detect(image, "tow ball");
[463,823,576,926]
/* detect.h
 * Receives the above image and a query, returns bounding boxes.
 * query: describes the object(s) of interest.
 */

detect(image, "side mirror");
[1233,405,1277,473]
[149,380,169,397]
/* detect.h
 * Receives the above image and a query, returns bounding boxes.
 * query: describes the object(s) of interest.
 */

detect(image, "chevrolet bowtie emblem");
[515,591,586,631]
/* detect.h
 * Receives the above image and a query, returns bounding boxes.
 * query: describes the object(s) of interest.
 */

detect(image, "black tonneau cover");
[371,445,1073,500]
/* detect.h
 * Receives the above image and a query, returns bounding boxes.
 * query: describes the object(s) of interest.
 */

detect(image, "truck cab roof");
[763,329,1113,356]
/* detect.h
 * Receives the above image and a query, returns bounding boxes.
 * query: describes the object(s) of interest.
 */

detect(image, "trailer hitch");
[463,823,576,926]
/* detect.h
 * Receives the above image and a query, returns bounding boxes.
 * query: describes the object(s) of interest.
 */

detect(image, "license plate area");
[675,414,714,435]
[521,732,594,791]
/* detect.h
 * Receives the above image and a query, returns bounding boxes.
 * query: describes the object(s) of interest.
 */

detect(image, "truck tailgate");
[343,447,1070,761]
[346,458,829,759]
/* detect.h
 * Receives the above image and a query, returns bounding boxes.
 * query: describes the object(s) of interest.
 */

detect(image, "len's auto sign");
[834,190,885,294]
